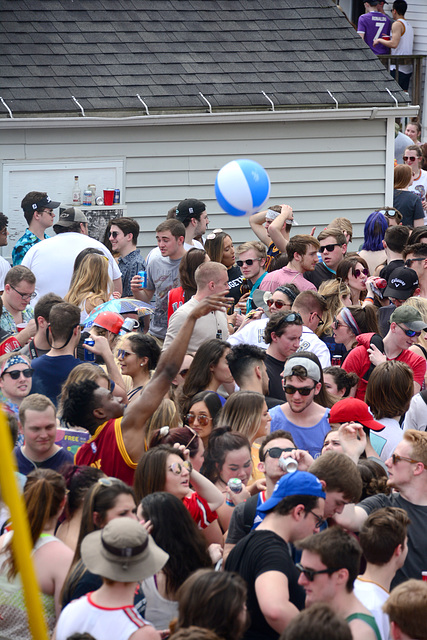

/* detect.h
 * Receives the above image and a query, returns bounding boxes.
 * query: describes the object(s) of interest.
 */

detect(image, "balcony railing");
[377,54,425,107]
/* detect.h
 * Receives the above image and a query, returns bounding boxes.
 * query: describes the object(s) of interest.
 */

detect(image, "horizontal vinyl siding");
[0,118,388,256]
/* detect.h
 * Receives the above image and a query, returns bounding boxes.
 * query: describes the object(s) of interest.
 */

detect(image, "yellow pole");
[0,407,48,640]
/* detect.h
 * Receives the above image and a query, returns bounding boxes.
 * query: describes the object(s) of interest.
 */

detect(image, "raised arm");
[122,294,233,458]
[267,204,293,253]
[249,210,270,246]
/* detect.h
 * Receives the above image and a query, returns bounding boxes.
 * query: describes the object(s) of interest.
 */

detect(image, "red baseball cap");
[329,398,384,431]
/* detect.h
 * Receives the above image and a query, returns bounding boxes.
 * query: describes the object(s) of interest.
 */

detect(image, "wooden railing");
[377,54,425,107]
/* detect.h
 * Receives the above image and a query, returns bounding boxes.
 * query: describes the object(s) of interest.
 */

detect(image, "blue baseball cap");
[258,471,326,512]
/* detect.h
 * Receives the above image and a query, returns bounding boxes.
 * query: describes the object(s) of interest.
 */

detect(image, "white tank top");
[391,18,414,74]
[56,592,151,640]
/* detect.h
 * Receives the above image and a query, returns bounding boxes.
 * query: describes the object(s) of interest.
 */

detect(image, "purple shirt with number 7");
[357,11,392,54]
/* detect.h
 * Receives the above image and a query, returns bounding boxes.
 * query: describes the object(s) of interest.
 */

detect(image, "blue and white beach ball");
[215,159,271,217]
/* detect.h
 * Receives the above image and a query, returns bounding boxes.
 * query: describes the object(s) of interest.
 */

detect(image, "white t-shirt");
[228,317,269,349]
[369,417,403,462]
[22,232,121,305]
[0,256,11,291]
[354,578,390,640]
[408,169,427,207]
[403,392,427,432]
[299,327,331,368]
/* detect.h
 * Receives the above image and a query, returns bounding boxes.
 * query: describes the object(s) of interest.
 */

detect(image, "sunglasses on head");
[206,228,223,240]
[377,209,398,217]
[236,258,262,267]
[397,324,421,338]
[353,268,369,278]
[403,155,419,162]
[168,460,193,475]
[266,299,290,310]
[265,446,296,458]
[276,312,302,326]
[296,563,335,581]
[284,384,316,396]
[3,368,33,380]
[319,243,341,253]
[186,412,212,427]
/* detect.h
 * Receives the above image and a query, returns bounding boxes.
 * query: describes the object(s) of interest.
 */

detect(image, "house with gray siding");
[0,0,418,258]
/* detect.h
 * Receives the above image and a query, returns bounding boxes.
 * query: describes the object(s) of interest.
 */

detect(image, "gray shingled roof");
[0,0,408,117]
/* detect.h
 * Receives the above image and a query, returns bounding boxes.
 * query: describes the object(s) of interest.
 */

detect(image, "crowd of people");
[1,178,427,640]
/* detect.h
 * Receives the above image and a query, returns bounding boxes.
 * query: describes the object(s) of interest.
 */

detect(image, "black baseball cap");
[383,266,418,300]
[23,195,61,213]
[175,199,206,223]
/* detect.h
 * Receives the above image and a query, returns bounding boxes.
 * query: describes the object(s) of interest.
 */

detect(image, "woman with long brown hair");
[0,469,73,638]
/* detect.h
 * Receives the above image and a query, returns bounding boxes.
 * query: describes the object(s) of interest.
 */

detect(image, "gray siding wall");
[0,117,388,258]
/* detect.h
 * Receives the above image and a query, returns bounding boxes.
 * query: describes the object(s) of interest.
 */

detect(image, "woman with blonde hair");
[216,390,271,481]
[318,279,352,360]
[65,252,113,322]
[0,469,73,637]
[405,296,427,386]
[144,397,180,450]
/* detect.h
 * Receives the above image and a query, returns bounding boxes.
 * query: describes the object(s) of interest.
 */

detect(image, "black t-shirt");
[359,492,427,587]
[227,264,244,306]
[225,530,305,640]
[393,190,424,227]
[304,261,335,289]
[265,353,286,401]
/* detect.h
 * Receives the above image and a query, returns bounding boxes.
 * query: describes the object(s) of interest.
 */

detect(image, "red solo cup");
[382,35,391,41]
[422,571,427,582]
[103,189,115,206]
[16,323,26,332]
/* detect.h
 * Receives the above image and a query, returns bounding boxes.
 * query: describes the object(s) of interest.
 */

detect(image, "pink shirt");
[259,267,317,293]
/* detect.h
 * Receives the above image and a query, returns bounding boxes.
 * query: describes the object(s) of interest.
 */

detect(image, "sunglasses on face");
[319,243,341,253]
[168,460,193,475]
[265,446,296,459]
[333,317,347,330]
[3,368,33,380]
[312,313,324,327]
[404,257,424,267]
[391,453,422,465]
[117,349,134,359]
[109,231,119,239]
[353,268,369,278]
[296,563,334,581]
[284,384,316,396]
[179,368,189,378]
[236,258,262,267]
[266,299,290,310]
[397,324,421,338]
[403,156,419,162]
[186,412,212,427]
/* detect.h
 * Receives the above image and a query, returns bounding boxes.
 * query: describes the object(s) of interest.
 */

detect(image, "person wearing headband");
[12,191,60,266]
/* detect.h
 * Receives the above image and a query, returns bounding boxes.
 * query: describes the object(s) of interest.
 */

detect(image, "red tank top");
[74,418,137,486]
